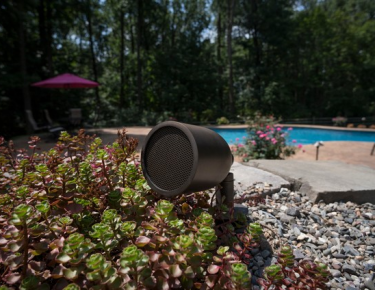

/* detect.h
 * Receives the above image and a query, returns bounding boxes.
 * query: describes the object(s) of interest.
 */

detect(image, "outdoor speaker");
[141,121,233,197]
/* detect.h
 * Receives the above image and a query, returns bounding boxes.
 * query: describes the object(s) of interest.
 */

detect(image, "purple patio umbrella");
[31,73,99,88]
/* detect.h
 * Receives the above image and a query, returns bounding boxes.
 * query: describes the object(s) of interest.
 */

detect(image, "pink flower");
[242,136,246,139]
[266,125,270,129]
[251,140,256,145]
[238,144,244,148]
[288,127,293,131]
[260,134,266,138]
[266,137,270,140]
[256,131,263,135]
[292,140,297,143]
[236,138,240,142]
[298,144,302,149]
[281,134,285,137]
[243,153,248,157]
[277,127,281,131]
[232,147,237,152]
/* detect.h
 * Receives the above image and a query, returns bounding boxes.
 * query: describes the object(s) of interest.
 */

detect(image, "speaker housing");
[141,121,233,197]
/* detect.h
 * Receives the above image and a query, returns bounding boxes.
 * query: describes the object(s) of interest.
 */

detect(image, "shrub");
[0,130,328,289]
[232,113,301,161]
[217,116,230,125]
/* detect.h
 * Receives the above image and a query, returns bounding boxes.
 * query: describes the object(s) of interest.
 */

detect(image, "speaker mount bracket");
[216,172,235,208]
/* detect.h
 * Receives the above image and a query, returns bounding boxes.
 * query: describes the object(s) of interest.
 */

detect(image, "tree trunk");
[217,12,223,110]
[227,0,236,116]
[86,0,100,106]
[18,0,32,133]
[251,0,261,105]
[38,0,46,71]
[137,0,143,112]
[119,8,125,108]
[130,23,135,54]
[46,0,53,75]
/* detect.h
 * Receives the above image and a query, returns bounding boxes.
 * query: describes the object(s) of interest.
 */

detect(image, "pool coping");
[206,124,375,132]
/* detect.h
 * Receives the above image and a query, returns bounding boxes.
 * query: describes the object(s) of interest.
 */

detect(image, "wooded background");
[1,0,375,137]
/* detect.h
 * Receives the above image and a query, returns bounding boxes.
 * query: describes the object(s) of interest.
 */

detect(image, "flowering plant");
[232,113,301,161]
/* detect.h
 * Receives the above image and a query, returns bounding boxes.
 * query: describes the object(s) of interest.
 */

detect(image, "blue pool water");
[211,127,375,145]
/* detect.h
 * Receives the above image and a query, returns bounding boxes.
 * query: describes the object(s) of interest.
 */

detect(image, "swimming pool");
[211,127,375,145]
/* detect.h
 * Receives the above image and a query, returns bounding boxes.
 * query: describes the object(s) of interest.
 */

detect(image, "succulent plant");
[0,130,330,289]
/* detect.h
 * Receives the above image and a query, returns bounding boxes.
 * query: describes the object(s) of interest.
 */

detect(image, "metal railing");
[280,116,375,127]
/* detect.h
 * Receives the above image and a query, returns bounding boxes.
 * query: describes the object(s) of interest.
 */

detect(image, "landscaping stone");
[236,185,375,288]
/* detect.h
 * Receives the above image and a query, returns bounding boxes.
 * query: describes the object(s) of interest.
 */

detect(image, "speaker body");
[141,121,233,197]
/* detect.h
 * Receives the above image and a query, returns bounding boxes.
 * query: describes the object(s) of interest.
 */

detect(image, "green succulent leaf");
[89,223,114,239]
[86,270,102,281]
[56,252,71,264]
[19,275,39,290]
[63,267,80,280]
[35,201,50,214]
[217,246,229,256]
[155,200,174,218]
[264,264,284,282]
[59,216,73,226]
[247,223,263,241]
[10,204,33,224]
[16,186,29,199]
[120,221,136,236]
[174,235,194,250]
[63,284,81,290]
[101,209,120,224]
[86,253,106,270]
[120,245,149,269]
[196,226,217,250]
[231,263,252,289]
[196,212,214,227]
[168,219,184,230]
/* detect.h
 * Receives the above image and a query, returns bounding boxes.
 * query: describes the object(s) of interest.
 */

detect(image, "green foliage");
[1,130,275,289]
[247,223,263,242]
[0,130,331,289]
[232,113,301,161]
[258,245,331,289]
[216,116,230,125]
[2,0,375,137]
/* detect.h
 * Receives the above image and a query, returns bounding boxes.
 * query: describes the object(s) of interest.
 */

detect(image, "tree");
[226,0,236,116]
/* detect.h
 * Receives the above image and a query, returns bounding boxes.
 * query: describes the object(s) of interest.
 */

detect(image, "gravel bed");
[236,184,375,290]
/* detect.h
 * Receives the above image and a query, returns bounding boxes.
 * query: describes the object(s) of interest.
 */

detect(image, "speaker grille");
[144,127,194,191]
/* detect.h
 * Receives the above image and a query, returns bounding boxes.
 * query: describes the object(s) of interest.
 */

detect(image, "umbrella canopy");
[31,73,99,88]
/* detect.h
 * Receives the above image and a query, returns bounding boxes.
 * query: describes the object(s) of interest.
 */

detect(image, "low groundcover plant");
[0,130,328,289]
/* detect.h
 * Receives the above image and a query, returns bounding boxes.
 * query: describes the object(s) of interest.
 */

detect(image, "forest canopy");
[1,0,375,137]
